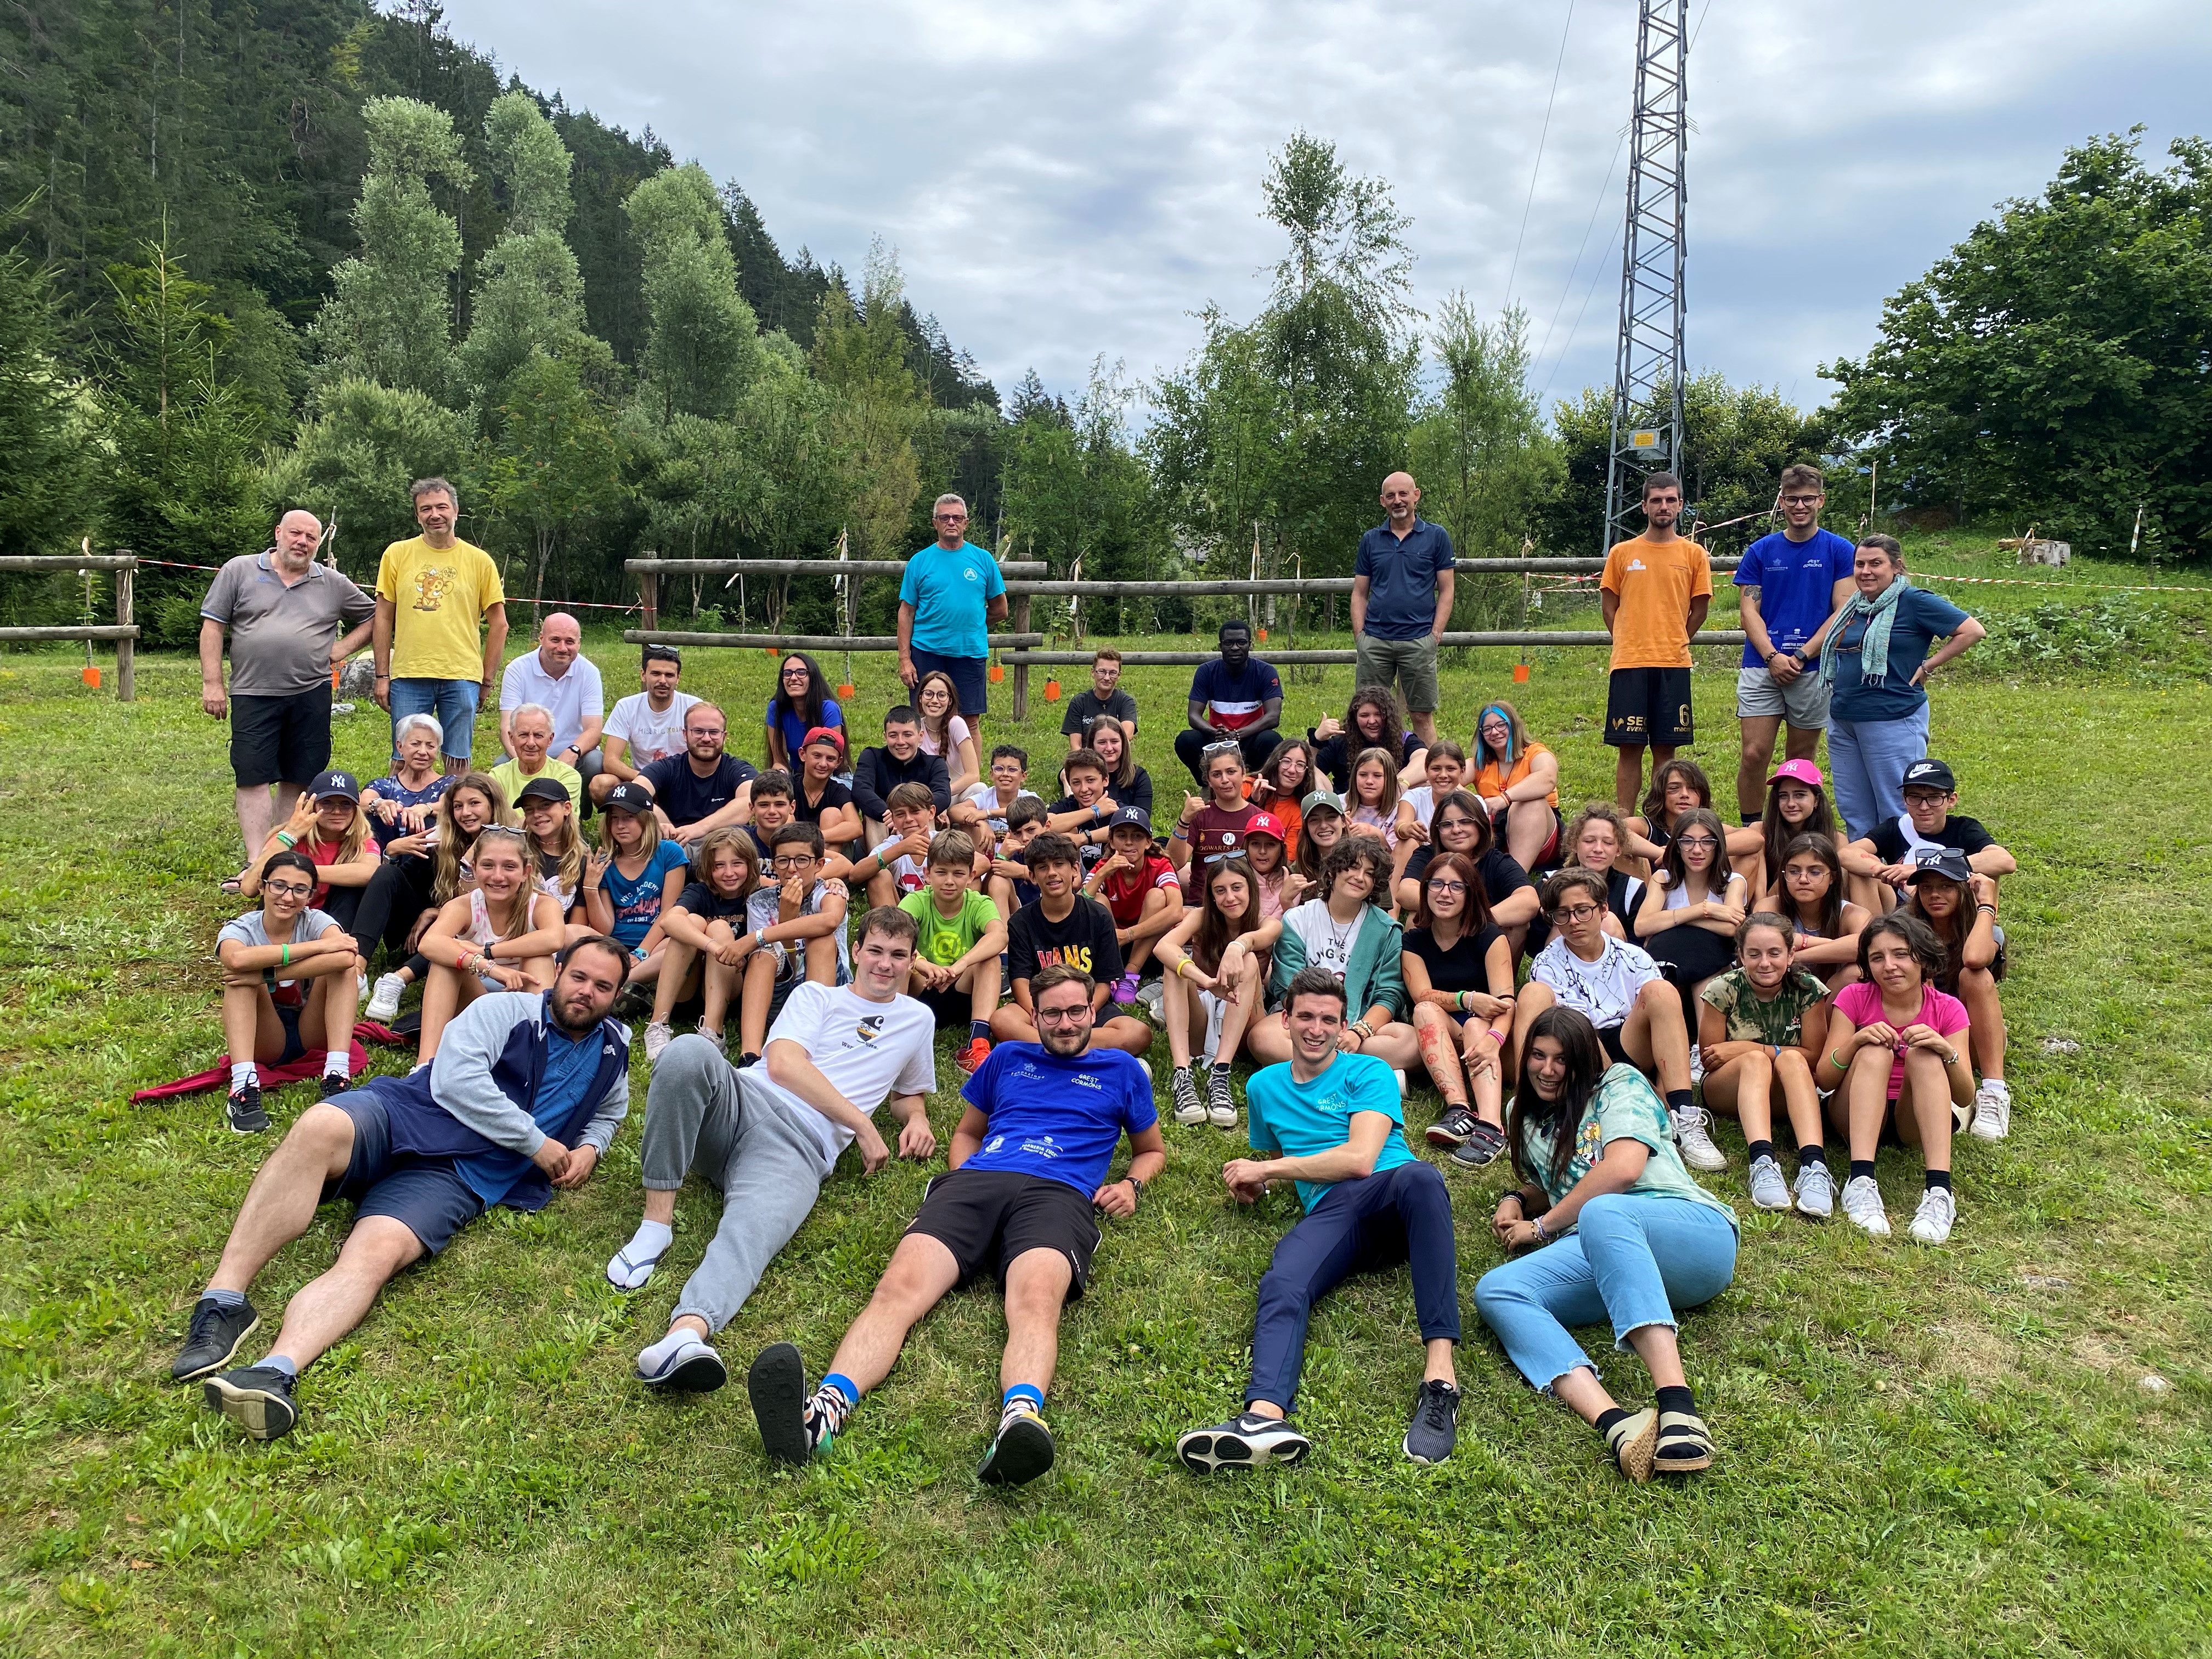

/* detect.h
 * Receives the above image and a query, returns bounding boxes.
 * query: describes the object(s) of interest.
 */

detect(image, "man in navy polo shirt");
[898,493,1007,744]
[1353,471,1457,750]
[746,964,1165,1487]
[1732,463,1857,822]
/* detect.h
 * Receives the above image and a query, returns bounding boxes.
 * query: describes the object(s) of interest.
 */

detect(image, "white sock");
[324,1051,352,1080]
[639,1324,703,1372]
[230,1060,258,1091]
[608,1220,673,1290]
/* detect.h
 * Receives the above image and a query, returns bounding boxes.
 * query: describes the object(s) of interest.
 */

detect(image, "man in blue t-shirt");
[1176,967,1463,1475]
[1353,471,1457,749]
[1173,619,1284,786]
[898,492,1007,737]
[1733,464,1858,821]
[747,964,1164,1487]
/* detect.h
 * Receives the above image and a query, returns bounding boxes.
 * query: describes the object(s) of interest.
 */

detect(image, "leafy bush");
[1970,596,2210,680]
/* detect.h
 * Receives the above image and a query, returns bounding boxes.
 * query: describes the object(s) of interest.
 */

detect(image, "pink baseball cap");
[1767,759,1824,789]
[1245,810,1287,842]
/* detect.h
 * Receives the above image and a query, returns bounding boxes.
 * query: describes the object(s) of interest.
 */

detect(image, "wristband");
[755,928,768,949]
[1976,902,1996,913]
[275,832,296,848]
[1828,1047,1850,1071]
[279,945,290,967]
[1487,1026,1510,1045]
[1499,1191,1525,1213]
[1532,1215,1549,1243]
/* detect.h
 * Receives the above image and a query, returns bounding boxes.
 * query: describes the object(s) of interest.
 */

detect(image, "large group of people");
[173,468,2019,1490]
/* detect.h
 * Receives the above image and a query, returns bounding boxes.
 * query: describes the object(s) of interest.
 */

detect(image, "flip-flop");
[219,875,245,896]
[606,1240,671,1291]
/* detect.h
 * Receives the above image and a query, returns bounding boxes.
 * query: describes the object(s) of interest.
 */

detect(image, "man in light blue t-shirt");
[898,492,1006,738]
[1733,464,1858,821]
[1176,967,1464,1476]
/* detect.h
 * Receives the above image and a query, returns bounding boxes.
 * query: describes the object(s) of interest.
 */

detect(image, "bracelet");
[1828,1047,1850,1071]
[275,832,296,848]
[280,945,290,967]
[1173,958,1190,980]
[1945,1049,1960,1066]
[755,928,768,949]
[1976,902,1996,913]
[1351,1019,1374,1039]
[1499,1191,1525,1213]
[1532,1215,1550,1243]
[1171,828,1190,841]
[1456,990,1470,1012]
[1487,1026,1510,1045]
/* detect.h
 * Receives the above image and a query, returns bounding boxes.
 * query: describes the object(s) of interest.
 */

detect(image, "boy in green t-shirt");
[899,829,1007,1076]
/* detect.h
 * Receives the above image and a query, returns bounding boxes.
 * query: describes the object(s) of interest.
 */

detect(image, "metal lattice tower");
[1601,0,1689,551]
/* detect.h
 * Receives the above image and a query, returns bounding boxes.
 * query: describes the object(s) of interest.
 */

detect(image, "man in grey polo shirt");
[499,611,606,801]
[200,510,376,863]
[1352,472,1456,750]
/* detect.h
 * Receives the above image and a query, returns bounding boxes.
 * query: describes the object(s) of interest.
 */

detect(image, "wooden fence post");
[1011,590,1031,723]
[640,566,659,633]
[115,558,134,703]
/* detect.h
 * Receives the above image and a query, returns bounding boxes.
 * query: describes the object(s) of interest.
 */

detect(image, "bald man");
[201,510,377,862]
[1352,472,1457,749]
[500,610,606,802]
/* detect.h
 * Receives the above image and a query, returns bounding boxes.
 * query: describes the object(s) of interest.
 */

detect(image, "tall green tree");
[0,234,97,564]
[310,96,472,399]
[1824,131,2212,556]
[811,241,923,561]
[625,162,759,421]
[482,352,623,608]
[1002,358,1152,636]
[266,375,475,568]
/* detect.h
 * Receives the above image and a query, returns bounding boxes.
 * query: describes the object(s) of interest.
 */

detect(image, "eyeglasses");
[1035,1005,1091,1024]
[1674,836,1719,850]
[781,668,811,681]
[1200,740,1240,757]
[770,855,816,871]
[1425,879,1466,895]
[1550,904,1602,923]
[1781,494,1823,506]
[934,511,968,522]
[264,881,313,899]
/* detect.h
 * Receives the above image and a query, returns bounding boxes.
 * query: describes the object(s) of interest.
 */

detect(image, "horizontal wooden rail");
[1001,630,1749,667]
[0,555,139,572]
[0,624,142,642]
[624,558,1048,577]
[623,631,1046,651]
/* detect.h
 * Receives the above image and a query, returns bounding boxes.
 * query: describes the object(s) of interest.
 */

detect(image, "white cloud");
[442,0,2209,411]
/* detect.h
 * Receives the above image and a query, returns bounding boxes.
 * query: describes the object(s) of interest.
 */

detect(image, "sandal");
[219,873,245,896]
[1653,1409,1714,1475]
[606,1240,672,1292]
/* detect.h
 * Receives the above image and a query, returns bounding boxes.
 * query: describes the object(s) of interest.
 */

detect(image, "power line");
[1536,207,1622,410]
[1504,0,1577,307]
[1531,126,1627,389]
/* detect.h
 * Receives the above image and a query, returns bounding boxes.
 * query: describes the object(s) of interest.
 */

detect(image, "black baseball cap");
[309,769,361,802]
[1907,846,1972,884]
[1108,806,1152,832]
[515,775,572,806]
[1902,759,1956,792]
[602,781,654,815]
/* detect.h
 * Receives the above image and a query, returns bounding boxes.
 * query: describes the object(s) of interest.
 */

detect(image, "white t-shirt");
[605,690,701,769]
[1531,933,1661,1029]
[884,850,928,899]
[960,781,1042,837]
[1283,898,1365,980]
[917,715,971,760]
[761,983,937,1164]
[1402,785,1435,828]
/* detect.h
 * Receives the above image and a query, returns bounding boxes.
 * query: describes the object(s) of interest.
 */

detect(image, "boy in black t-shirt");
[1044,748,1121,870]
[989,832,1152,1057]
[1844,758,2018,896]
[1062,648,1139,752]
[792,727,861,852]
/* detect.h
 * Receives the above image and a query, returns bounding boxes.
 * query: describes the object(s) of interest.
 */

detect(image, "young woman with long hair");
[1469,701,1563,873]
[1822,912,1976,1245]
[1242,813,1304,918]
[1475,1006,1739,1483]
[215,848,364,1131]
[1156,857,1282,1128]
[1346,747,1406,850]
[582,785,691,1010]
[1249,738,1315,862]
[1904,857,2010,1137]
[915,669,981,797]
[645,826,763,1058]
[1311,685,1424,792]
[1698,914,1833,1217]
[1634,805,1748,1030]
[1729,759,1854,898]
[1395,789,1542,951]
[1627,757,1714,872]
[414,825,566,1062]
[1293,789,1347,890]
[239,772,379,932]
[1085,717,1154,827]
[516,777,587,924]
[765,652,842,773]
[1762,833,1869,989]
[360,772,511,1022]
[1400,849,1515,1165]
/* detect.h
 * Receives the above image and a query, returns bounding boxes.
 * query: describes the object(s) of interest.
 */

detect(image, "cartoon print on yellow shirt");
[411,566,456,613]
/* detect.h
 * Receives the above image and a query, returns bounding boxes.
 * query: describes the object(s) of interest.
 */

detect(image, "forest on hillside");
[1,1,2204,646]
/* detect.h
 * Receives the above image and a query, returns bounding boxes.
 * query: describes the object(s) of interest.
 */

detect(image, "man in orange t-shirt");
[1599,472,1712,811]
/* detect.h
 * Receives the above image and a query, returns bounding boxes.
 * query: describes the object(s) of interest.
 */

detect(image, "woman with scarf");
[1818,536,1984,839]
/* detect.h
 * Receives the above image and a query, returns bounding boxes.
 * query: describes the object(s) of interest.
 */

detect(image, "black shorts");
[273,1001,309,1066]
[320,1090,486,1256]
[906,1168,1101,1298]
[1598,1023,1632,1066]
[230,686,334,788]
[1603,668,1693,749]
[915,985,976,1028]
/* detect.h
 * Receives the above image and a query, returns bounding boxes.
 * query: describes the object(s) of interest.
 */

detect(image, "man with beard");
[746,964,1164,1487]
[636,702,759,847]
[168,938,635,1440]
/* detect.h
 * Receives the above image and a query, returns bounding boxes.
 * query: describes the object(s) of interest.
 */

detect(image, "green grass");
[1,620,2209,1657]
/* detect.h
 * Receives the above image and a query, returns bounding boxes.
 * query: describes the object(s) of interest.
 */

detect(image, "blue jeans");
[389,678,482,763]
[1247,1161,1460,1412]
[1826,704,1929,839]
[1474,1193,1736,1392]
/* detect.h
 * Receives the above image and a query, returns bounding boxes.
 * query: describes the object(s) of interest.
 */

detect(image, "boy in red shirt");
[1082,807,1183,1003]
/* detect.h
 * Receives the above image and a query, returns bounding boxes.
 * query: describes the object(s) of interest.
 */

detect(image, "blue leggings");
[1474,1193,1736,1392]
[1248,1161,1461,1412]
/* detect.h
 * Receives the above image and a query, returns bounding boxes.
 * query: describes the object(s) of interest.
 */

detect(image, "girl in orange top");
[1248,738,1314,864]
[1471,701,1563,872]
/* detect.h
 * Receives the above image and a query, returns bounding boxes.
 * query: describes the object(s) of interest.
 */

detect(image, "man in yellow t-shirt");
[371,477,509,772]
[1599,472,1712,811]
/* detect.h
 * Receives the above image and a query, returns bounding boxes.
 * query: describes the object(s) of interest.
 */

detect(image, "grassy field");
[2,555,2210,1655]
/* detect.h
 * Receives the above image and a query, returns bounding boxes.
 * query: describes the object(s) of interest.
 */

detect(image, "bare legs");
[234,782,302,868]
[1703,1048,1823,1152]
[821,1235,1073,1401]
[1548,1325,1690,1427]
[1511,978,1689,1096]
[1613,743,1674,814]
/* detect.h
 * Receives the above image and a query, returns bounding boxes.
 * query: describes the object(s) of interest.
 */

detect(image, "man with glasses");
[1733,464,1858,823]
[1511,867,1708,1161]
[898,493,1007,746]
[635,702,758,848]
[747,964,1163,1487]
[1174,619,1283,788]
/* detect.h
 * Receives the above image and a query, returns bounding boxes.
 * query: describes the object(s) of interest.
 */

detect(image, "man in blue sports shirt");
[1733,463,1857,822]
[746,964,1164,1487]
[898,493,1007,746]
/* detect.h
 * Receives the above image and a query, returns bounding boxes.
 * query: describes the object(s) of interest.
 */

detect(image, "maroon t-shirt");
[1191,803,1262,865]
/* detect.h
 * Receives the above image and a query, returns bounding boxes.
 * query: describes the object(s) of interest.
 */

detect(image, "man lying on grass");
[170,937,633,1440]
[747,964,1163,1487]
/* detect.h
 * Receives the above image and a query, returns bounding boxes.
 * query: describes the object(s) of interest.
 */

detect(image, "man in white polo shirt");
[500,612,605,802]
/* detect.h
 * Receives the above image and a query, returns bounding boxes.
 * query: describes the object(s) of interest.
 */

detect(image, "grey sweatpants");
[642,1035,833,1333]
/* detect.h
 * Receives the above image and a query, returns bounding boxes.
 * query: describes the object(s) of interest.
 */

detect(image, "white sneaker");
[1792,1163,1835,1220]
[1394,1068,1408,1099]
[1909,1184,1956,1245]
[1746,1154,1791,1210]
[644,1020,675,1063]
[364,971,406,1023]
[1970,1079,2012,1141]
[1841,1174,1891,1237]
[1688,1047,1706,1087]
[1134,980,1166,1021]
[1672,1105,1726,1171]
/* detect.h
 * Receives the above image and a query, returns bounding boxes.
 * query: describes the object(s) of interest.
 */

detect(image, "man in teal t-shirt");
[898,492,1007,732]
[1175,967,1464,1475]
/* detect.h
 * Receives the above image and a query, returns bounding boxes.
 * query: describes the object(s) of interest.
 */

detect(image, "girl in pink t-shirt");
[1823,914,1976,1246]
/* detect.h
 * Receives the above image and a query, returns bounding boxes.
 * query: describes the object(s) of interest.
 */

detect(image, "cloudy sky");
[443,0,2209,416]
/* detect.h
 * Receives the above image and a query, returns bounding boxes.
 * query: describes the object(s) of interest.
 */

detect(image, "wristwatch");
[1122,1175,1145,1209]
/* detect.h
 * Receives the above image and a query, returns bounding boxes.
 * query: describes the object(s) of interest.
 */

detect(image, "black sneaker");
[1426,1105,1479,1148]
[170,1296,259,1383]
[1448,1119,1507,1169]
[202,1364,298,1440]
[977,1403,1056,1487]
[747,1341,814,1465]
[319,1074,351,1100]
[226,1083,269,1135]
[1176,1411,1311,1474]
[1402,1378,1461,1465]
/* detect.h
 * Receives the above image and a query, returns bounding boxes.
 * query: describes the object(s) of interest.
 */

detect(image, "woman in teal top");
[1475,1006,1737,1485]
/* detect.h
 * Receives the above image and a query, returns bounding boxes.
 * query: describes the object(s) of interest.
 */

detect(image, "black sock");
[969,1019,990,1042]
[1595,1406,1629,1439]
[1925,1168,1953,1192]
[1664,1089,1692,1115]
[1850,1158,1877,1184]
[1796,1144,1827,1172]
[1745,1138,1775,1165]
[1740,813,1759,827]
[1655,1384,1696,1418]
